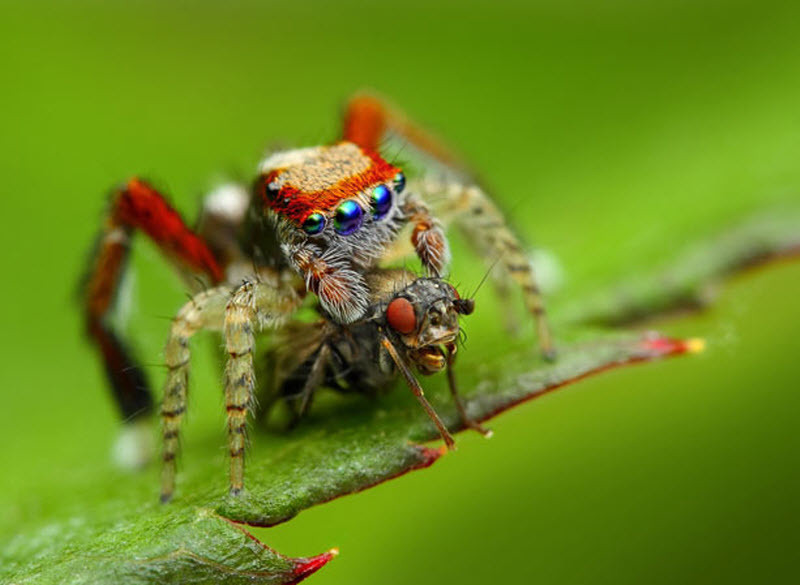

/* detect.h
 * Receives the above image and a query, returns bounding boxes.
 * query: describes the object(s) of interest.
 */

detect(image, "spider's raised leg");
[82,179,224,442]
[344,94,555,359]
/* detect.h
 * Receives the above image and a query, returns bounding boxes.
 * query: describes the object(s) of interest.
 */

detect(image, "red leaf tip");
[640,334,706,356]
[292,548,338,582]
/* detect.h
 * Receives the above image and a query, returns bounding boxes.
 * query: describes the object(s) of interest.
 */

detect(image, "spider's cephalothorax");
[256,142,418,323]
[80,94,556,494]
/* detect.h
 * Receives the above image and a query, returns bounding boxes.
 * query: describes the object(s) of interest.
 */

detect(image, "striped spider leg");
[344,95,556,360]
[161,271,302,501]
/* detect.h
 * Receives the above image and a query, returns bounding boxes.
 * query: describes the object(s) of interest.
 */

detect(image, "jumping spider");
[81,95,555,496]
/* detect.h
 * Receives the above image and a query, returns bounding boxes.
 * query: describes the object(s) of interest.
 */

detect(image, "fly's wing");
[256,321,328,418]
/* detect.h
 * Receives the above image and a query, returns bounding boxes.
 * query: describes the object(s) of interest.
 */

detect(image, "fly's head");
[257,142,407,268]
[381,277,474,375]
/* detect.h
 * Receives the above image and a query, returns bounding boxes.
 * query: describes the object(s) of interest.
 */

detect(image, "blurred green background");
[2,0,800,583]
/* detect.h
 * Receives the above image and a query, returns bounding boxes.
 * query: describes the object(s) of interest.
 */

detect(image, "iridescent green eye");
[393,172,406,193]
[371,184,392,219]
[334,200,364,235]
[302,212,325,235]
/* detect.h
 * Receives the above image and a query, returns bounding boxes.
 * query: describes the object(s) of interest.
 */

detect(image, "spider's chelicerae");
[81,94,555,498]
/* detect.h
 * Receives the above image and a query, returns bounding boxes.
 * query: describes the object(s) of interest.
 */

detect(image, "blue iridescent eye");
[371,184,392,219]
[333,200,363,235]
[393,172,406,193]
[302,212,325,235]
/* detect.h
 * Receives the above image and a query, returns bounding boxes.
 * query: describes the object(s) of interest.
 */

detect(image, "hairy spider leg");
[344,94,556,360]
[344,96,451,278]
[426,177,556,360]
[161,286,229,502]
[83,178,224,426]
[161,278,302,501]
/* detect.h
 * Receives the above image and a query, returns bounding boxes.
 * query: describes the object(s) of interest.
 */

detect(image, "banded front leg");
[224,279,303,496]
[161,276,302,501]
[160,286,230,502]
[224,282,256,496]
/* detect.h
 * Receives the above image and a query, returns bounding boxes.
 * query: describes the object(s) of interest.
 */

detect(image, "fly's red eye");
[386,297,416,334]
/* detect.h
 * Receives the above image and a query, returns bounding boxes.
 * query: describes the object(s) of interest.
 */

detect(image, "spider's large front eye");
[302,212,326,235]
[386,297,416,334]
[370,184,392,219]
[334,200,363,235]
[393,172,406,194]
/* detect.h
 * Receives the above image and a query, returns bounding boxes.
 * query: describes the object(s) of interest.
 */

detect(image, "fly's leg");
[161,286,230,502]
[445,344,492,437]
[380,335,456,450]
[224,278,303,496]
[82,179,225,467]
[297,343,332,419]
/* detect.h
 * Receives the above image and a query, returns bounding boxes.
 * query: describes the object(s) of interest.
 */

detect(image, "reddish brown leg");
[343,94,465,169]
[343,94,557,361]
[343,95,453,278]
[83,178,224,422]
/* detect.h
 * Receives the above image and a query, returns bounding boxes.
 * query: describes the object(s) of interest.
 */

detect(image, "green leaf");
[563,209,800,326]
[0,336,695,584]
[3,205,799,584]
[2,505,337,584]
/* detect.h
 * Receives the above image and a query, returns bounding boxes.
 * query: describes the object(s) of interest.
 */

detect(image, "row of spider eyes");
[302,172,406,236]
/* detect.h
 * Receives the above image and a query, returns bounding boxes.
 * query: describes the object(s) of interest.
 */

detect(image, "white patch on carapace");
[203,183,249,223]
[259,142,371,193]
